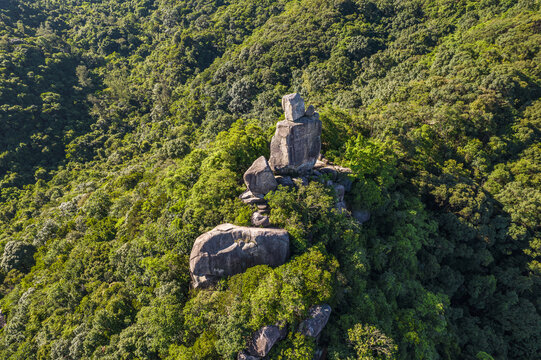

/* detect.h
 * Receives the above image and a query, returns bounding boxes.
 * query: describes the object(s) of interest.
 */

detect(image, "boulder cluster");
[238,304,331,359]
[189,93,355,359]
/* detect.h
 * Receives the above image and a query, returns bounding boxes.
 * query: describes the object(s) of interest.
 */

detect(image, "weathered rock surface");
[247,325,287,357]
[240,190,266,205]
[275,176,295,187]
[244,156,277,196]
[305,104,315,117]
[269,117,322,174]
[333,184,345,202]
[190,224,289,288]
[282,93,305,122]
[251,212,270,227]
[353,210,371,224]
[298,305,332,339]
[237,352,260,360]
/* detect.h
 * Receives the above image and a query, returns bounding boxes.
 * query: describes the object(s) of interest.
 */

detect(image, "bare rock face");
[251,211,271,227]
[190,224,289,288]
[282,93,305,122]
[269,117,322,175]
[353,210,371,224]
[244,156,278,196]
[247,325,287,357]
[298,305,332,339]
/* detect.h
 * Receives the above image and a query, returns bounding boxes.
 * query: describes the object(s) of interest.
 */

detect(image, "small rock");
[237,351,260,360]
[244,156,278,197]
[247,325,287,357]
[312,170,322,176]
[338,177,353,192]
[240,190,267,205]
[298,305,332,340]
[282,93,305,122]
[336,201,347,212]
[319,166,338,178]
[305,104,315,117]
[251,212,270,227]
[0,309,5,329]
[257,204,269,211]
[276,176,295,187]
[352,210,371,224]
[333,184,345,202]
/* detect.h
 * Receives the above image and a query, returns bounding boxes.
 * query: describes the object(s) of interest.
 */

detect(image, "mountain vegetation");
[0,0,539,359]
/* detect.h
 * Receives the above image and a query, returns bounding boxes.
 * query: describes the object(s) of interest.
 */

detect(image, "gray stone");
[269,117,322,175]
[319,166,338,178]
[0,309,5,329]
[336,201,347,212]
[247,325,287,357]
[237,351,260,360]
[353,210,371,224]
[251,212,270,227]
[276,176,295,187]
[257,203,269,211]
[190,224,289,288]
[338,177,353,192]
[240,190,266,205]
[333,184,345,202]
[244,156,278,196]
[305,104,315,117]
[298,305,332,339]
[282,93,305,122]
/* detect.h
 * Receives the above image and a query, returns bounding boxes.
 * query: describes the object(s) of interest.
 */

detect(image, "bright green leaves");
[347,324,397,360]
[182,248,338,358]
[344,135,398,210]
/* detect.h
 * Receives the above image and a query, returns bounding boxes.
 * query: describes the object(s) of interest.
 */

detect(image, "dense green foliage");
[0,0,539,359]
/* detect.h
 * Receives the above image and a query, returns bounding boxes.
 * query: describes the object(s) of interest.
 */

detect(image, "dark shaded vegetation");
[0,0,539,359]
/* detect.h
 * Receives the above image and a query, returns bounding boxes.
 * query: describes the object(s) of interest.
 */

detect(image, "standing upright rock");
[269,94,322,175]
[282,93,305,122]
[243,156,278,196]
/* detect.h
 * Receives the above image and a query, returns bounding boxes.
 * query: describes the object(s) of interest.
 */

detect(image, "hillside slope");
[0,1,539,359]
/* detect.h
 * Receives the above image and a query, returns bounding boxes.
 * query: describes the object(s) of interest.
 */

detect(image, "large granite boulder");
[298,305,332,339]
[247,325,287,357]
[190,224,289,288]
[282,93,305,122]
[269,117,322,174]
[243,156,277,196]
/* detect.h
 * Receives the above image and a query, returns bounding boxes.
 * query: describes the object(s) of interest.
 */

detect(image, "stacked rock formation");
[189,224,289,288]
[269,93,322,175]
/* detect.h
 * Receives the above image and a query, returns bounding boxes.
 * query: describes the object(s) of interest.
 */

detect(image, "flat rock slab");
[269,117,322,175]
[190,224,289,288]
[244,156,277,196]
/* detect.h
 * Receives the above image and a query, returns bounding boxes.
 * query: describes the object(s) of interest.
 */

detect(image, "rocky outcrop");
[282,93,305,122]
[251,211,270,227]
[246,324,287,357]
[244,156,277,196]
[352,210,371,224]
[298,304,332,339]
[190,224,289,288]
[269,115,322,175]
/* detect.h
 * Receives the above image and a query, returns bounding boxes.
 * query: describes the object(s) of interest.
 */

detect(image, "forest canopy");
[0,1,539,359]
